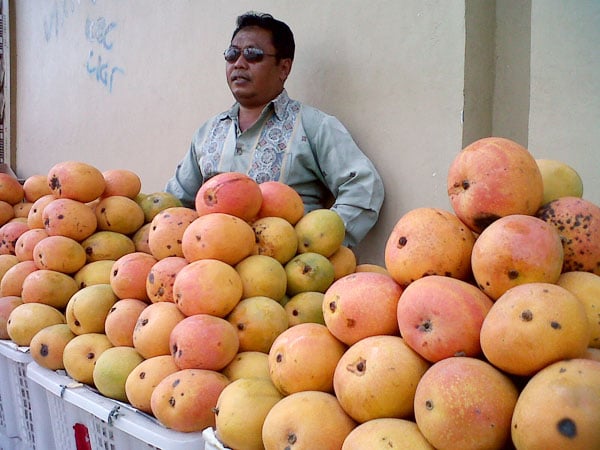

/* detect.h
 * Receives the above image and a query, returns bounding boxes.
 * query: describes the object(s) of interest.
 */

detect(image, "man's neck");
[238,104,266,132]
[236,89,286,132]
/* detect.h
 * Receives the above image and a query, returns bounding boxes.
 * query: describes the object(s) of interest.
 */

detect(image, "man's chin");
[231,89,256,103]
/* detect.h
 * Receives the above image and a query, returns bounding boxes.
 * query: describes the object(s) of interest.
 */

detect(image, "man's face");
[226,26,291,108]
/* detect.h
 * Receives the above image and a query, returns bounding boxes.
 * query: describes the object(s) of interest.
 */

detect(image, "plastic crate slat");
[27,362,206,450]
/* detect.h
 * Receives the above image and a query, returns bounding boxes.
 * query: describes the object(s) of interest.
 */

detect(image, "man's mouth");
[231,73,250,83]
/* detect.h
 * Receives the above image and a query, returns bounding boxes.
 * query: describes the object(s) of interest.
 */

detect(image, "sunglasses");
[224,46,278,63]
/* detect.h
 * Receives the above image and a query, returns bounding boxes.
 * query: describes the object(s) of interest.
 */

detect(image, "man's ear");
[279,58,292,83]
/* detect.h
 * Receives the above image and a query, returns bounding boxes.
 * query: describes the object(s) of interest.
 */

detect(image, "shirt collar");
[220,89,290,122]
[271,89,290,119]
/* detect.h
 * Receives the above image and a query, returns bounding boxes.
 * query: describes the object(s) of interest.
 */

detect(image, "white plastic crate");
[0,341,17,438]
[0,432,22,450]
[26,362,207,450]
[0,340,53,450]
[201,428,230,450]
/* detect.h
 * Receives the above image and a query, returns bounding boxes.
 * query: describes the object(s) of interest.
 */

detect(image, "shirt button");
[235,145,243,155]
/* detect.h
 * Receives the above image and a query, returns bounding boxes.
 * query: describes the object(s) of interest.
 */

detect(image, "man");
[166,12,384,248]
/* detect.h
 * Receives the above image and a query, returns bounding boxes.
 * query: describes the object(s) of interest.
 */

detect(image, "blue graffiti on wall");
[85,16,116,50]
[86,50,124,93]
[43,2,124,94]
[43,0,97,42]
[84,16,125,93]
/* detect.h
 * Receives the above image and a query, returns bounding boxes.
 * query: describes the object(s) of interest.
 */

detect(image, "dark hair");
[232,12,295,61]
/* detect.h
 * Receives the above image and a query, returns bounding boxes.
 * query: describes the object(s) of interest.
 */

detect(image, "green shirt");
[165,90,384,247]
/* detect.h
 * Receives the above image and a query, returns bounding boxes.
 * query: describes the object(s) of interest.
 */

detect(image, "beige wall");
[8,0,600,264]
[528,0,600,199]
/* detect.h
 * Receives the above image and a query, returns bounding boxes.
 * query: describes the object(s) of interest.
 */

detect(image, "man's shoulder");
[297,101,336,126]
[200,104,235,126]
[277,90,332,120]
[297,101,347,136]
[190,109,233,143]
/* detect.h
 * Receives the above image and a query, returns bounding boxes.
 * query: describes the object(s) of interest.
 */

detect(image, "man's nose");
[233,54,249,67]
